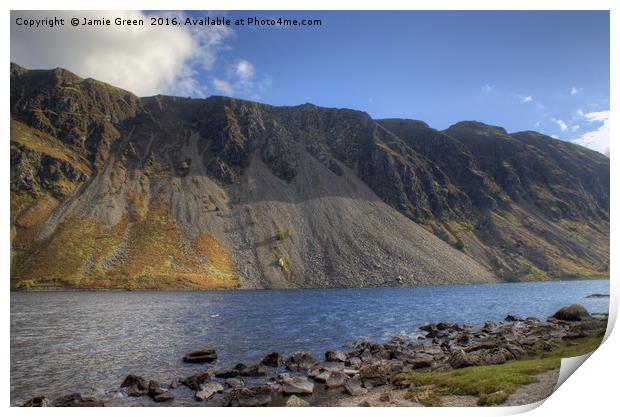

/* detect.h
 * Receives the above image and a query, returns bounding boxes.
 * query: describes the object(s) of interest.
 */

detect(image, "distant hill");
[10,64,609,289]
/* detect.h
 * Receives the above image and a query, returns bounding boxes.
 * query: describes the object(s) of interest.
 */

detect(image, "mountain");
[10,64,609,289]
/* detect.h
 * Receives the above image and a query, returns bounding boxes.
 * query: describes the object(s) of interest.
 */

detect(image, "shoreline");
[19,304,608,407]
[10,276,610,293]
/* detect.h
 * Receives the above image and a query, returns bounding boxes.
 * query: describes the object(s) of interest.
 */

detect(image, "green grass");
[395,334,603,406]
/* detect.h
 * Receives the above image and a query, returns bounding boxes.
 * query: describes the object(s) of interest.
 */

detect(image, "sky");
[11,10,610,155]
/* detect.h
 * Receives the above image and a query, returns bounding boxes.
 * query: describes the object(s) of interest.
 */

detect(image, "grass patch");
[271,246,292,281]
[396,334,603,406]
[274,224,292,241]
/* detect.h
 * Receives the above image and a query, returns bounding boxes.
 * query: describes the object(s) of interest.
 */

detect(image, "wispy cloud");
[573,110,610,156]
[551,118,568,131]
[481,84,494,93]
[212,78,234,95]
[570,86,583,95]
[519,95,533,103]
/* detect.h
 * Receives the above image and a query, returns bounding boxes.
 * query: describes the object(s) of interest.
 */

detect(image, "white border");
[3,1,617,416]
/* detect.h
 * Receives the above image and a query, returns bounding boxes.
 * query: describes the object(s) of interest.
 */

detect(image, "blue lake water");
[10,279,609,405]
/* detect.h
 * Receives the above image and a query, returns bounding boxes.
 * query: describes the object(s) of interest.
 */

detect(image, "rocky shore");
[22,304,607,407]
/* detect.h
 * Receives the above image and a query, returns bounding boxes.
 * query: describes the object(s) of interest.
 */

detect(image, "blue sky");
[11,10,610,153]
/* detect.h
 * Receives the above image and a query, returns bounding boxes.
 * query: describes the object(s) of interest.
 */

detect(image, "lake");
[10,279,609,405]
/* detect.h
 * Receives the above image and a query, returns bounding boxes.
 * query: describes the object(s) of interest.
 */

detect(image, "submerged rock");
[239,363,267,377]
[215,368,239,378]
[51,393,104,407]
[183,348,218,363]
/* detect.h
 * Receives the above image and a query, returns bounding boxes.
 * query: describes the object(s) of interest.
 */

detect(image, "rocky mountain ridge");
[10,64,609,289]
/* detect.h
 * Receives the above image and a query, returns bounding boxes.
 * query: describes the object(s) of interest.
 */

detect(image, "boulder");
[448,347,513,369]
[281,375,315,395]
[286,395,310,407]
[51,393,104,407]
[325,350,347,362]
[504,314,524,322]
[419,323,436,332]
[285,352,318,372]
[195,381,224,401]
[313,371,330,383]
[153,392,174,403]
[260,352,283,367]
[410,353,434,369]
[325,371,348,388]
[230,386,272,407]
[239,363,267,377]
[22,396,52,407]
[215,368,239,378]
[226,378,245,388]
[183,348,218,363]
[344,378,368,396]
[482,320,496,332]
[359,361,392,387]
[319,361,345,372]
[233,363,247,371]
[147,380,167,398]
[379,392,392,402]
[346,356,362,368]
[552,305,592,322]
[120,374,148,396]
[447,349,473,369]
[181,371,211,390]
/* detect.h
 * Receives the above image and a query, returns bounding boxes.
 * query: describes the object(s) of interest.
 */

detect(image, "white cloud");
[576,108,585,117]
[234,60,255,81]
[571,125,580,132]
[212,78,234,95]
[519,95,533,103]
[551,118,568,131]
[573,110,610,156]
[570,86,583,95]
[481,84,494,93]
[211,58,270,100]
[10,10,232,97]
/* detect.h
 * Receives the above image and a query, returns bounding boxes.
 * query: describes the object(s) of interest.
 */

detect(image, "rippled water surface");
[10,279,609,404]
